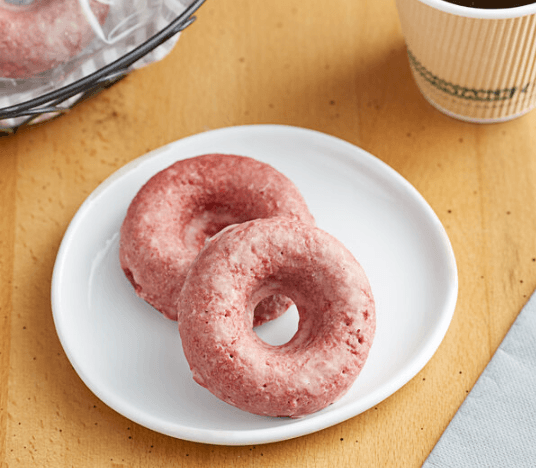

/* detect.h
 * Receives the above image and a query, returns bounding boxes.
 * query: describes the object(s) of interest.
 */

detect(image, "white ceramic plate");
[51,125,458,445]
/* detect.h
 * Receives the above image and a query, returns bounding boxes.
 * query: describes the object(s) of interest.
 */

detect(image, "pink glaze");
[178,218,376,418]
[0,0,109,78]
[119,154,315,324]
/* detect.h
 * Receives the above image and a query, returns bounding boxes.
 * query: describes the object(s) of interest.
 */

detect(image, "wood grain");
[2,0,536,466]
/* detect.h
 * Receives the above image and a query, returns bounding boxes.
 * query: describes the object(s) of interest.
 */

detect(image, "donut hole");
[254,300,299,346]
[182,202,267,252]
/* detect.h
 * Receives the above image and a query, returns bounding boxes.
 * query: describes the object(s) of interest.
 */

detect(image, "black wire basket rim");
[0,0,206,120]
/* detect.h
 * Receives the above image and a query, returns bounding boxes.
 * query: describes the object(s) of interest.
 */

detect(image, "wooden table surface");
[2,0,536,466]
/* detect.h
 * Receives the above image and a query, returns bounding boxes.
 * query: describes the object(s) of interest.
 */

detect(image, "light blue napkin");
[423,291,536,467]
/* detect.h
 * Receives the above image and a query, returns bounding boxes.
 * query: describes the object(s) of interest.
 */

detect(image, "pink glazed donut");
[178,218,376,418]
[119,154,315,325]
[0,0,109,79]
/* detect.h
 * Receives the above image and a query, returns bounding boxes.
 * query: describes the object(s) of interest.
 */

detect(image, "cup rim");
[416,0,536,19]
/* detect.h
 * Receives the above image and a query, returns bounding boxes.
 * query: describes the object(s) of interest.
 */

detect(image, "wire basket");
[0,0,206,136]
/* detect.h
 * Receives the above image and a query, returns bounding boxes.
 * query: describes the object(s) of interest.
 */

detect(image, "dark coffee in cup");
[443,0,534,8]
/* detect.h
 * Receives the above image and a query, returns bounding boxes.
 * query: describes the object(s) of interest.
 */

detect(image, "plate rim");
[51,124,458,445]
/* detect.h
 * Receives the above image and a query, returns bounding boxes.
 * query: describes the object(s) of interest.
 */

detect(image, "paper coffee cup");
[395,0,536,123]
